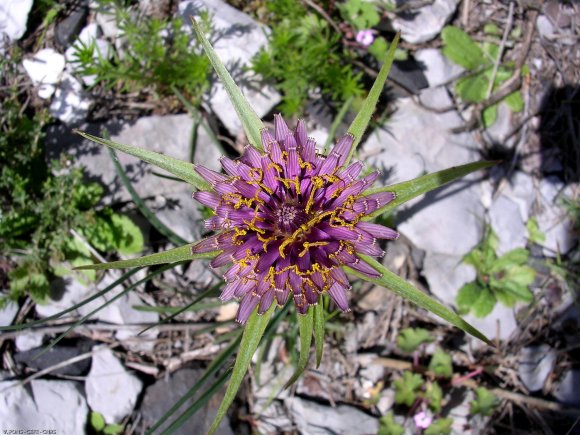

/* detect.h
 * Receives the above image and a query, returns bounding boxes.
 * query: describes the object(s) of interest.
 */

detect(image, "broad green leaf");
[285,308,314,388]
[75,243,218,270]
[456,73,488,103]
[425,418,453,435]
[503,265,536,287]
[349,256,492,345]
[313,300,325,367]
[378,412,405,435]
[493,288,517,307]
[103,424,124,435]
[441,26,485,70]
[472,287,496,318]
[470,387,499,416]
[365,161,497,220]
[368,37,388,63]
[208,304,276,435]
[90,412,106,431]
[426,381,443,412]
[526,217,545,244]
[490,248,529,272]
[505,91,524,112]
[428,347,453,378]
[456,282,483,315]
[345,33,400,164]
[74,131,211,191]
[483,104,498,128]
[394,371,423,406]
[190,18,265,150]
[396,327,433,353]
[110,214,145,255]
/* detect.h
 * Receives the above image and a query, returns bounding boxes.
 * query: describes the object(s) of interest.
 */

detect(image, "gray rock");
[488,194,527,256]
[392,0,460,44]
[518,345,556,392]
[0,380,87,433]
[0,300,18,327]
[22,48,66,99]
[464,303,518,344]
[151,191,205,242]
[14,342,94,376]
[50,72,91,125]
[55,0,88,48]
[414,48,464,88]
[85,346,143,424]
[423,251,476,307]
[178,0,281,136]
[0,0,33,53]
[140,368,234,435]
[14,330,44,352]
[95,6,119,39]
[286,397,379,435]
[484,103,516,148]
[554,370,580,407]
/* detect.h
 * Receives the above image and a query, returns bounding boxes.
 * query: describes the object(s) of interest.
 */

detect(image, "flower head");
[414,411,432,429]
[192,115,398,323]
[356,29,375,47]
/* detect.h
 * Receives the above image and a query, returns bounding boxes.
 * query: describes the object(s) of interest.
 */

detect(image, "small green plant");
[396,327,433,353]
[469,387,499,416]
[378,411,404,435]
[252,2,363,115]
[425,417,453,435]
[70,1,211,101]
[89,411,124,435]
[338,0,380,31]
[428,347,453,378]
[441,25,526,127]
[456,228,535,318]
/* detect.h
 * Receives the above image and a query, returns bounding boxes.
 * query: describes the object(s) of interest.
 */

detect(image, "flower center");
[274,204,307,234]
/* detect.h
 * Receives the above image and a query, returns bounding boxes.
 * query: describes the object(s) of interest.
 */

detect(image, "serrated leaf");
[394,371,423,406]
[368,37,388,62]
[441,26,485,70]
[426,381,443,412]
[425,417,453,435]
[74,130,211,191]
[397,327,433,353]
[378,411,405,435]
[208,304,276,435]
[470,387,499,416]
[313,300,325,367]
[190,17,264,150]
[348,256,492,345]
[285,308,314,388]
[456,74,489,103]
[472,287,496,318]
[505,91,524,112]
[345,33,400,164]
[365,161,497,219]
[75,243,218,270]
[483,104,498,128]
[428,348,453,378]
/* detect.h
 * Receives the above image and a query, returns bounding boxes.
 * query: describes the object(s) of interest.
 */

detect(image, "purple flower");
[356,29,375,47]
[192,115,398,323]
[414,411,432,429]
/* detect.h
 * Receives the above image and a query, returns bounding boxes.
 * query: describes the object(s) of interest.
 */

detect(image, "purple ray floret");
[192,115,398,323]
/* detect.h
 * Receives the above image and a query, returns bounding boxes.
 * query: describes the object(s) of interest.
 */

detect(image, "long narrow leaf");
[74,130,211,191]
[75,244,218,270]
[345,33,400,165]
[284,308,314,388]
[313,301,325,368]
[323,96,353,155]
[108,149,189,246]
[364,161,497,219]
[208,305,276,435]
[346,256,492,345]
[190,18,265,150]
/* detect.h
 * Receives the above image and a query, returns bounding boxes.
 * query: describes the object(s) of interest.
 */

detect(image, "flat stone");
[55,0,88,48]
[140,368,234,435]
[0,0,33,52]
[85,346,143,424]
[464,303,518,344]
[518,345,556,392]
[14,341,94,376]
[423,251,476,306]
[392,0,460,44]
[50,72,91,125]
[414,48,464,88]
[0,380,87,433]
[150,191,205,242]
[554,370,580,407]
[489,194,527,256]
[286,397,379,435]
[14,330,44,352]
[0,300,18,327]
[484,103,515,147]
[22,48,66,99]
[178,0,281,136]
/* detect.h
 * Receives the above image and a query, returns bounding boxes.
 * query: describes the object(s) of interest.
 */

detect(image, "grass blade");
[190,18,265,150]
[364,160,498,219]
[345,33,400,165]
[323,96,353,155]
[74,130,211,191]
[313,301,325,368]
[108,149,189,246]
[208,304,276,435]
[75,244,218,271]
[346,256,492,345]
[284,308,314,388]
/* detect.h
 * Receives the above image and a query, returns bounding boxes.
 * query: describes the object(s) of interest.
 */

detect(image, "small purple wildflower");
[192,115,398,323]
[414,411,432,429]
[356,29,375,47]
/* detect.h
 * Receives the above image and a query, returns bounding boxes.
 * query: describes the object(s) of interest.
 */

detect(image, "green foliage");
[89,411,124,434]
[339,0,380,31]
[425,381,443,412]
[368,37,408,62]
[378,412,405,435]
[526,217,545,244]
[394,371,423,406]
[456,228,535,318]
[396,327,433,353]
[441,25,525,127]
[70,2,211,101]
[470,387,499,416]
[428,348,453,378]
[252,4,363,115]
[425,417,453,435]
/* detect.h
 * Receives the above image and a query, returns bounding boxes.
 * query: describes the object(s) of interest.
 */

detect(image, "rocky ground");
[0,0,579,434]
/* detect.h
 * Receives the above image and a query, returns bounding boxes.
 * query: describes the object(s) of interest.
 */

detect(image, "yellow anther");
[298,241,329,257]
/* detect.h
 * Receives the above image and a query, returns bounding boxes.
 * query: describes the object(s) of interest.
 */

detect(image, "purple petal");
[347,258,381,278]
[258,289,275,314]
[193,191,221,210]
[328,282,350,311]
[356,221,399,240]
[255,241,282,273]
[220,280,241,301]
[294,119,307,147]
[293,292,308,314]
[195,165,228,185]
[261,128,276,151]
[301,138,316,163]
[241,145,262,168]
[318,222,358,241]
[337,161,363,182]
[235,279,255,297]
[274,114,291,143]
[236,292,260,323]
[304,281,319,305]
[329,134,354,167]
[352,241,384,257]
